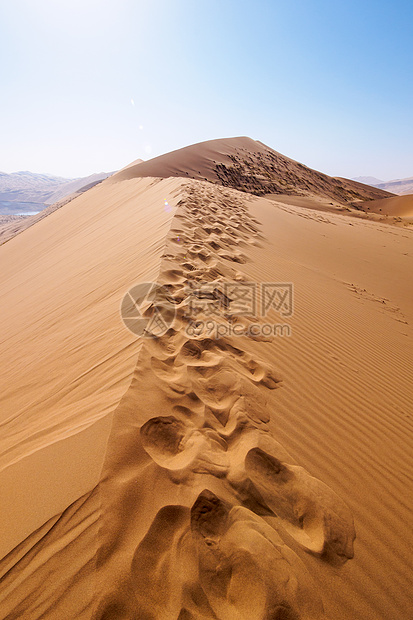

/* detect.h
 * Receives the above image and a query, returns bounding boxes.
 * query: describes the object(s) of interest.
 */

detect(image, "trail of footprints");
[127,182,355,619]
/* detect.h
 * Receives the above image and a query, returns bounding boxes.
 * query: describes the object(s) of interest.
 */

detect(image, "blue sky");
[0,0,412,179]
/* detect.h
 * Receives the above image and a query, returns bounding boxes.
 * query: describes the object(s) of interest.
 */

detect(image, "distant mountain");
[44,172,113,204]
[352,175,413,196]
[352,176,384,186]
[0,170,113,215]
[0,171,70,207]
[374,177,413,196]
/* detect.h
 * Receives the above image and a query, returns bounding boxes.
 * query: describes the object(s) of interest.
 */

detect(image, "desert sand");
[360,193,413,218]
[0,138,412,619]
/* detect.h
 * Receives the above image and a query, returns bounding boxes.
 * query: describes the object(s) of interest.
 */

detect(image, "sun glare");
[24,0,125,35]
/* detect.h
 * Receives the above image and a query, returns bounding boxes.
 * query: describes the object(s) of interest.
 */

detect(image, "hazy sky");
[1,0,412,180]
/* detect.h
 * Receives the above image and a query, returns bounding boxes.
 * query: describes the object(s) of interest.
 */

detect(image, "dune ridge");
[111,137,392,206]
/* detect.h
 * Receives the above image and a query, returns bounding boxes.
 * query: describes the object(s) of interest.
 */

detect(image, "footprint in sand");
[188,366,241,413]
[159,268,186,284]
[131,505,198,620]
[217,249,248,264]
[149,360,189,398]
[245,447,355,560]
[131,181,355,619]
[144,327,185,360]
[140,416,229,476]
[140,411,355,562]
[235,356,282,388]
[191,490,325,620]
[227,387,271,425]
[176,338,223,366]
[130,491,325,620]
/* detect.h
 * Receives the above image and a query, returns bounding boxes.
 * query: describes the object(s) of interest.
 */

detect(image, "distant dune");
[113,136,392,205]
[360,193,413,218]
[0,137,412,620]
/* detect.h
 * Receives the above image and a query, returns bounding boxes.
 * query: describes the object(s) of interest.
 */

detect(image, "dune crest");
[111,137,391,206]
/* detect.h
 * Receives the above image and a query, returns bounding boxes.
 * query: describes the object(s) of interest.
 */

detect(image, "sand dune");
[0,139,412,619]
[358,193,413,218]
[0,176,181,558]
[0,182,115,246]
[112,137,392,206]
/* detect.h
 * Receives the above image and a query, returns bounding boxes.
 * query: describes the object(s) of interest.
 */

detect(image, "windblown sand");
[0,141,412,619]
[361,193,413,218]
